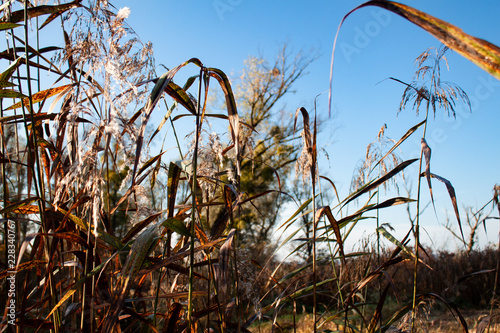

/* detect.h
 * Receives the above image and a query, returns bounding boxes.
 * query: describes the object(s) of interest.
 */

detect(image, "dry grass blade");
[56,207,123,249]
[5,84,73,110]
[136,152,166,177]
[167,162,182,218]
[0,260,46,279]
[377,226,413,260]
[367,284,391,333]
[422,171,464,241]
[364,1,500,80]
[164,81,197,114]
[315,206,347,267]
[132,58,203,184]
[209,186,238,240]
[138,239,224,276]
[267,278,337,311]
[122,211,163,243]
[320,176,341,206]
[0,112,90,125]
[0,56,23,81]
[0,196,39,215]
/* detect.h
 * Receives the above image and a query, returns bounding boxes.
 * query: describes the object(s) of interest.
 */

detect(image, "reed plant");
[0,1,499,332]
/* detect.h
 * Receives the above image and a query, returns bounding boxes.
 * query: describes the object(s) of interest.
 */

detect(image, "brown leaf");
[421,138,434,205]
[422,172,463,241]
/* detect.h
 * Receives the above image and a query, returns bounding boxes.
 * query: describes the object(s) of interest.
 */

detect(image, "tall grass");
[0,1,499,333]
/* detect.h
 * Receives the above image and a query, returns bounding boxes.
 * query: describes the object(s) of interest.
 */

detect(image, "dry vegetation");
[0,1,499,332]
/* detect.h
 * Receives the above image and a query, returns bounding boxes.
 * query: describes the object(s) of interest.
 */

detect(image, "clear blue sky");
[121,1,500,250]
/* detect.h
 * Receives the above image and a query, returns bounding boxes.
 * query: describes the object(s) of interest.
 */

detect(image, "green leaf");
[0,89,26,99]
[132,58,203,184]
[0,197,39,215]
[0,57,23,81]
[0,22,21,31]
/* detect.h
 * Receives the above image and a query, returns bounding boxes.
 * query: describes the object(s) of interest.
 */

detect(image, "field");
[0,1,499,332]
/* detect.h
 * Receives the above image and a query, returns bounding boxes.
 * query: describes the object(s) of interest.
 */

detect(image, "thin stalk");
[411,103,430,333]
[312,137,317,333]
[188,68,204,330]
[490,192,500,317]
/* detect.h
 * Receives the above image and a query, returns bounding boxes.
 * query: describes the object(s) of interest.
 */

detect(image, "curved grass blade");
[316,206,346,267]
[218,229,236,323]
[364,1,500,79]
[367,284,391,333]
[45,262,106,320]
[132,58,203,184]
[421,138,434,207]
[3,0,82,24]
[320,175,340,207]
[56,207,123,249]
[329,0,500,115]
[165,81,196,114]
[381,293,468,333]
[207,68,240,177]
[0,260,45,279]
[377,226,415,261]
[122,211,163,244]
[422,171,463,241]
[344,257,403,306]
